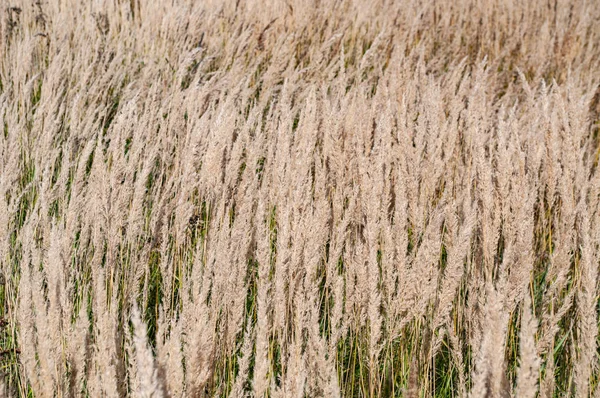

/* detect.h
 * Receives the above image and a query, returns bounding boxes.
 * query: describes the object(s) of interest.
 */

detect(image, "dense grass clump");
[1,0,600,396]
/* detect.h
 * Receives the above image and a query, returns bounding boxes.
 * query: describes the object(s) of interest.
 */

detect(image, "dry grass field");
[1,0,600,396]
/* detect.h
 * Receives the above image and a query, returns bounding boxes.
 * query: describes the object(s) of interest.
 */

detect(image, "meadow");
[0,0,599,396]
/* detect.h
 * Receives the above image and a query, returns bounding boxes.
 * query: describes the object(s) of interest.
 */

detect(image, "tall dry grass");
[1,0,600,396]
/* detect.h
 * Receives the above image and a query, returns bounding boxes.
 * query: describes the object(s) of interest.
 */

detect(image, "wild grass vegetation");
[0,0,599,396]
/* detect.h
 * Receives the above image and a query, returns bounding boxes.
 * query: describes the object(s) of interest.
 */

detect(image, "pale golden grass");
[1,0,600,397]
